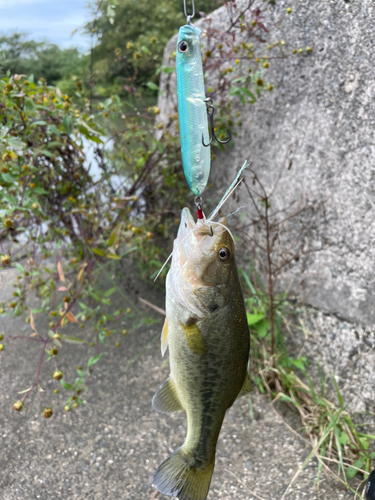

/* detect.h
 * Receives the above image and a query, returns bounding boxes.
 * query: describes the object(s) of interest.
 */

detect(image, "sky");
[0,0,91,48]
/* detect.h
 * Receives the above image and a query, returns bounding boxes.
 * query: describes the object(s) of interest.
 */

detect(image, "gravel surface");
[0,266,359,500]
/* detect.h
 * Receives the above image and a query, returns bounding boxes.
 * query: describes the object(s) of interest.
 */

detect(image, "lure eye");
[179,41,188,53]
[218,247,230,262]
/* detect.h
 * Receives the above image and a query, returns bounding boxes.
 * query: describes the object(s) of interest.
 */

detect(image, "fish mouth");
[169,208,229,317]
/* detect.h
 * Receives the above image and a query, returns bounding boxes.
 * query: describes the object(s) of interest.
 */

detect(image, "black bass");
[152,207,250,500]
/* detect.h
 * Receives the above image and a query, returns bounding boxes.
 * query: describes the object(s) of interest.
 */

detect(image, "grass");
[241,269,375,498]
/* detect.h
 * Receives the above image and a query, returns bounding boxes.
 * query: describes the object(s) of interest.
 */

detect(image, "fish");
[176,25,211,197]
[152,207,250,500]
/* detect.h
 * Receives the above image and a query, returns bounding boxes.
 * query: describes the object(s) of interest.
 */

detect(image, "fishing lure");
[176,0,230,199]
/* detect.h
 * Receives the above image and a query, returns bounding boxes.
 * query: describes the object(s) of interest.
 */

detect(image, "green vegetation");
[0,33,87,94]
[244,277,373,498]
[2,0,366,495]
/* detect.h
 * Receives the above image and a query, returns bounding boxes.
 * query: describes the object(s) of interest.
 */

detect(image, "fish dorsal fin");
[152,376,184,413]
[161,317,168,356]
[236,372,251,399]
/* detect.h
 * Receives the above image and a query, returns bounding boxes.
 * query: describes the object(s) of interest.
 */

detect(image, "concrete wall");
[158,0,375,326]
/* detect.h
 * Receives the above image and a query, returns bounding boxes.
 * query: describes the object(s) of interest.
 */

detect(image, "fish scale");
[152,208,250,500]
[177,25,211,197]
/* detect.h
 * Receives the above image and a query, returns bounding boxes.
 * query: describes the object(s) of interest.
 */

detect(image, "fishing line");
[153,160,249,281]
[153,224,198,282]
[207,160,250,221]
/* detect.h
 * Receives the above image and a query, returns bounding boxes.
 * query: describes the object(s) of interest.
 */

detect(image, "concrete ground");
[0,265,361,500]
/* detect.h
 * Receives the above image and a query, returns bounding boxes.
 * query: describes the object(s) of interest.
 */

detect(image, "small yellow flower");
[13,401,23,411]
[1,255,11,266]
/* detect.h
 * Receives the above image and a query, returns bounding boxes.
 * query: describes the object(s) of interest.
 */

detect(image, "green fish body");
[152,208,250,500]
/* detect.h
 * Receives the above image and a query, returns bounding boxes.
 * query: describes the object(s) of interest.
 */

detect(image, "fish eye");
[179,41,188,53]
[218,247,230,262]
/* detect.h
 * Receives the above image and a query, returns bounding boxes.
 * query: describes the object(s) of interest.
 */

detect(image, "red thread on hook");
[197,208,204,220]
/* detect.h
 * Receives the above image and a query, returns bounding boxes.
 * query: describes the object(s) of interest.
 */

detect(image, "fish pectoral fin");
[180,321,206,355]
[236,372,251,399]
[161,317,168,356]
[152,376,183,413]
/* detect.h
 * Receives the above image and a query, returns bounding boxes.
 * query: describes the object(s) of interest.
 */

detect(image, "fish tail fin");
[153,447,215,500]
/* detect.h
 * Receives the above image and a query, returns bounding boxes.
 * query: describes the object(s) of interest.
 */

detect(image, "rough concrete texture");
[0,265,358,500]
[298,308,375,415]
[158,0,375,325]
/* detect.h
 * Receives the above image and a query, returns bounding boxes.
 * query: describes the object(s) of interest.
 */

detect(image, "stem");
[264,197,275,356]
[21,340,48,402]
[52,258,94,332]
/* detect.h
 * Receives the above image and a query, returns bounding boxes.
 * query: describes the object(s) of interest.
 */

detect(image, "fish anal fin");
[180,321,206,356]
[153,448,214,500]
[236,372,251,399]
[152,376,183,413]
[161,317,168,356]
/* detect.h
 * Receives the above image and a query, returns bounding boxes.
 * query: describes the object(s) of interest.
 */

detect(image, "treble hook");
[202,98,231,147]
[183,0,195,24]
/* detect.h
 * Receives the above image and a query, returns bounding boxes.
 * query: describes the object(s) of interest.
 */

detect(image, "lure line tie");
[183,0,195,21]
[194,196,204,220]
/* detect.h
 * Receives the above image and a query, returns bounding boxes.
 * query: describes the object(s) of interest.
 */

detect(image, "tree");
[0,33,88,89]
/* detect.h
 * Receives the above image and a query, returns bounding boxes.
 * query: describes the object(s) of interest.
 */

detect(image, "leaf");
[359,437,370,450]
[106,253,121,260]
[161,66,175,74]
[58,286,67,291]
[339,432,350,445]
[246,312,265,325]
[32,187,49,194]
[146,82,159,91]
[333,375,344,409]
[66,311,79,323]
[2,173,13,184]
[279,394,301,407]
[18,386,32,394]
[14,262,24,273]
[63,116,72,135]
[292,358,307,372]
[31,120,47,126]
[77,267,85,282]
[103,286,117,298]
[346,458,365,479]
[30,310,37,332]
[255,319,270,338]
[78,124,103,144]
[61,335,87,344]
[57,261,66,283]
[92,248,105,256]
[88,352,104,367]
[108,222,122,247]
[239,87,256,102]
[60,380,73,390]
